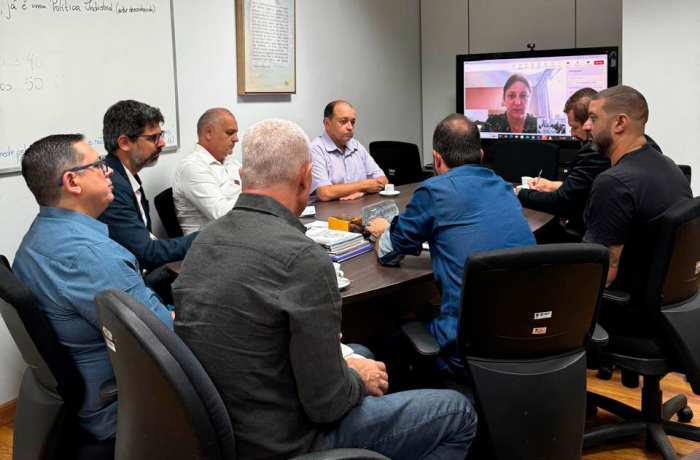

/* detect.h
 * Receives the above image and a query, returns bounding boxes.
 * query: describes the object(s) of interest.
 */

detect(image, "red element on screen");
[594,60,605,65]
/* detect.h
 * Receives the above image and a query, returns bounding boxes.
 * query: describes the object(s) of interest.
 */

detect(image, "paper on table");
[304,220,328,229]
[300,205,316,217]
[341,343,365,360]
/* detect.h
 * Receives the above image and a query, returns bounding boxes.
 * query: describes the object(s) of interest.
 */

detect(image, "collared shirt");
[173,193,364,459]
[310,132,385,198]
[172,143,242,235]
[377,164,536,371]
[13,207,173,440]
[123,164,157,241]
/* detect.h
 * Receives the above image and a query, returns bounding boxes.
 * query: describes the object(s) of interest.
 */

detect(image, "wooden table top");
[300,182,552,304]
[169,182,554,306]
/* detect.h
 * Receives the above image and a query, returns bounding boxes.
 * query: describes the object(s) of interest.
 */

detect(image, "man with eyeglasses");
[98,100,198,302]
[13,134,174,441]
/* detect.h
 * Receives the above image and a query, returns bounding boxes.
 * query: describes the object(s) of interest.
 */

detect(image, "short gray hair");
[241,119,311,190]
[197,108,234,137]
[22,134,85,206]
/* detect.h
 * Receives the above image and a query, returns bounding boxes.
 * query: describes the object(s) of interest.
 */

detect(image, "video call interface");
[462,54,609,141]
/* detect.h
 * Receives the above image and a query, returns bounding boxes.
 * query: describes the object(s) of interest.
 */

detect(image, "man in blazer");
[98,100,197,301]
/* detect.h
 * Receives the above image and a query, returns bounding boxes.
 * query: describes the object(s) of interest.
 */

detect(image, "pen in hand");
[535,169,542,187]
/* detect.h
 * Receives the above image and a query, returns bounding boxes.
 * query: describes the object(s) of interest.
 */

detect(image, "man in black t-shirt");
[582,85,692,321]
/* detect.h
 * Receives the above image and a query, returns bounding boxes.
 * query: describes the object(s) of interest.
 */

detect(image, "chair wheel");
[597,365,613,380]
[678,406,693,423]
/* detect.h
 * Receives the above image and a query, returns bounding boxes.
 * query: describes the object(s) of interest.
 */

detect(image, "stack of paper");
[305,227,373,262]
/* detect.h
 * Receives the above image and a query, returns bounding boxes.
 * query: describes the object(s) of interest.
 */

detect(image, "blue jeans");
[323,388,477,460]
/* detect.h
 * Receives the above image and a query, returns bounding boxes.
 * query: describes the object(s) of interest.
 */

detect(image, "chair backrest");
[94,289,235,460]
[646,197,700,393]
[678,164,692,184]
[457,243,609,460]
[491,140,559,183]
[154,187,184,238]
[0,255,83,413]
[368,141,423,186]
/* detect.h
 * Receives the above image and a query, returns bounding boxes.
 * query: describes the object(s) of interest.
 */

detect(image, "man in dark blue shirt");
[367,114,536,376]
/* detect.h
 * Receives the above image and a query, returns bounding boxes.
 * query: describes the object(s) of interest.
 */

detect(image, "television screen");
[456,47,619,143]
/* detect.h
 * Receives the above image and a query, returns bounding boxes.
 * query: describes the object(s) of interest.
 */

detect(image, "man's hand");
[361,179,385,194]
[528,178,562,192]
[340,192,365,201]
[346,358,389,396]
[365,218,389,239]
[171,311,176,321]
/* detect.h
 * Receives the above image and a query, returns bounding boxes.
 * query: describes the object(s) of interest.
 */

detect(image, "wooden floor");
[0,370,699,459]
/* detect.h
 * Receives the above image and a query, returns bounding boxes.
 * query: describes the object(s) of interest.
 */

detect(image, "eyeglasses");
[59,156,109,185]
[135,131,165,144]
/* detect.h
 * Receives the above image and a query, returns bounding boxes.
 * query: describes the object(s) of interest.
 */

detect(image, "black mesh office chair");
[154,187,184,238]
[94,289,390,460]
[0,256,116,460]
[399,243,609,459]
[369,141,424,185]
[491,140,559,183]
[583,196,700,460]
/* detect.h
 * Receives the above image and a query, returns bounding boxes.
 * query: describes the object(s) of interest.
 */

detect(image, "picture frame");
[235,0,296,95]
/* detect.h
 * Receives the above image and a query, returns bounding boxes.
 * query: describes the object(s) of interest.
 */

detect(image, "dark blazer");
[518,135,661,232]
[98,154,197,271]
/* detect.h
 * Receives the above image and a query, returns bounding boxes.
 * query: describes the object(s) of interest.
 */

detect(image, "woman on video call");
[482,74,538,134]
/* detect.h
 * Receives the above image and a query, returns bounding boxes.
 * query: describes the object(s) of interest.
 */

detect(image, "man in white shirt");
[173,108,242,235]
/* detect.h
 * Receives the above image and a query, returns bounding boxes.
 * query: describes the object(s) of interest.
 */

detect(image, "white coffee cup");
[333,262,341,271]
[384,184,395,193]
[336,270,345,279]
[521,176,533,189]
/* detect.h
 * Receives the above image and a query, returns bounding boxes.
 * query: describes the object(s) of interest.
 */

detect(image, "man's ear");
[117,134,133,152]
[204,125,214,140]
[301,162,313,190]
[432,150,442,169]
[322,117,331,131]
[613,114,629,134]
[62,172,82,196]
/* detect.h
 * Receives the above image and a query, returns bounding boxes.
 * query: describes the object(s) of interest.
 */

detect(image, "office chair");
[94,289,390,460]
[154,187,184,238]
[399,243,609,459]
[491,140,559,183]
[678,164,692,184]
[0,256,116,460]
[583,196,700,460]
[369,141,424,185]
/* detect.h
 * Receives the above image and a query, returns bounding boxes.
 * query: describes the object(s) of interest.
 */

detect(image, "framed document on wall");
[235,0,296,95]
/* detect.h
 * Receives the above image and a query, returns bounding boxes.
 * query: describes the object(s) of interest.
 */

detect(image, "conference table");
[170,182,553,341]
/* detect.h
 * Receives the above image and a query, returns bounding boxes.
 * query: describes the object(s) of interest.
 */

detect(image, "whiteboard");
[0,0,179,175]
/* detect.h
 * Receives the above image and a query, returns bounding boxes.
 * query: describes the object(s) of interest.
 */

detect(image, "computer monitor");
[456,47,619,146]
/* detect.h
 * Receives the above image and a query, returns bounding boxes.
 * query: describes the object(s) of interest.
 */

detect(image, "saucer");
[337,277,351,290]
[379,190,400,196]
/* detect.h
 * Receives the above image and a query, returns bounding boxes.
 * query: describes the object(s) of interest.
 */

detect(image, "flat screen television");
[456,47,619,146]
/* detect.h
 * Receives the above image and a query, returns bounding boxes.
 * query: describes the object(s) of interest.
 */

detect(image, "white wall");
[0,0,422,405]
[622,0,699,193]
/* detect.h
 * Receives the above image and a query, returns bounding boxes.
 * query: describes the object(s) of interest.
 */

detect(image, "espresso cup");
[521,176,533,189]
[385,184,395,193]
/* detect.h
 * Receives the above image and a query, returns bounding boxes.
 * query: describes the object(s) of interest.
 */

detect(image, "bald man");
[173,108,242,235]
[310,100,388,201]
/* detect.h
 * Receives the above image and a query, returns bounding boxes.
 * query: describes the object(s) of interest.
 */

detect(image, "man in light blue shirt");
[310,100,388,201]
[367,114,536,379]
[13,134,173,441]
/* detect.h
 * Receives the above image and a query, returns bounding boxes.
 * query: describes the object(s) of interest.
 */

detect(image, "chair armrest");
[399,320,441,356]
[603,288,631,305]
[99,377,118,405]
[590,323,609,347]
[293,448,391,459]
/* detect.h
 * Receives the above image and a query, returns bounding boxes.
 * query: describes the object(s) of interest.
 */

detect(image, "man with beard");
[518,88,663,238]
[582,85,692,328]
[99,100,197,300]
